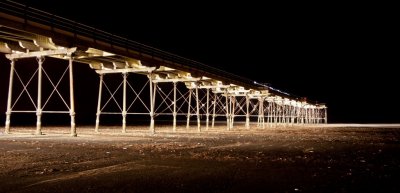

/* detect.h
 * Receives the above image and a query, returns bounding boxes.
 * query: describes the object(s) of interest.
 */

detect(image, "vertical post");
[149,75,155,134]
[261,98,265,129]
[257,98,261,127]
[225,90,230,131]
[306,108,309,124]
[245,94,250,129]
[312,108,315,124]
[211,92,217,128]
[300,107,303,124]
[230,96,235,129]
[269,103,273,127]
[195,84,201,132]
[278,104,281,124]
[286,105,289,125]
[122,73,127,133]
[264,100,270,125]
[324,107,328,124]
[5,59,15,134]
[294,105,297,125]
[320,108,323,124]
[290,105,294,126]
[298,107,300,124]
[173,82,177,132]
[35,57,43,135]
[282,105,286,125]
[274,102,278,126]
[229,96,232,129]
[206,88,210,130]
[186,89,192,129]
[95,74,103,133]
[68,55,77,137]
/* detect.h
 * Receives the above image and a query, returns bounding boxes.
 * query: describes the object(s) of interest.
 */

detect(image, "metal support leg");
[206,88,210,131]
[225,91,230,131]
[186,89,192,129]
[283,105,286,126]
[267,103,271,127]
[173,82,177,132]
[269,103,273,127]
[212,92,217,128]
[274,102,278,127]
[312,108,316,124]
[245,94,250,129]
[68,55,77,137]
[122,73,127,133]
[95,74,103,133]
[324,108,328,124]
[195,85,201,132]
[230,96,235,129]
[36,57,43,135]
[305,108,308,124]
[296,106,301,125]
[261,98,264,129]
[149,76,156,134]
[5,59,15,134]
[289,106,293,126]
[257,98,262,127]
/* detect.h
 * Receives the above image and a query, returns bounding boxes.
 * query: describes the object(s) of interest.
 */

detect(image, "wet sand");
[1,125,399,193]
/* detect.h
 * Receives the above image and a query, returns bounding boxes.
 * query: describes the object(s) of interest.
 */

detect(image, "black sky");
[1,0,398,123]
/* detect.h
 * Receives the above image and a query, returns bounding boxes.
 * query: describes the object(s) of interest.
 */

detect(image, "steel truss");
[93,70,329,134]
[4,48,77,136]
[4,57,328,135]
[3,48,327,136]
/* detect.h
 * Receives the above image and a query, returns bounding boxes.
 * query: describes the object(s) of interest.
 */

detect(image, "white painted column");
[268,103,273,127]
[274,102,278,127]
[312,108,316,124]
[206,88,210,131]
[292,106,296,126]
[305,107,308,124]
[95,74,103,133]
[283,105,286,124]
[230,96,235,129]
[261,98,265,129]
[173,82,177,132]
[69,55,77,137]
[211,92,217,128]
[195,84,201,132]
[122,73,127,133]
[245,94,250,129]
[149,76,156,134]
[35,57,44,135]
[186,89,192,129]
[225,90,230,131]
[257,98,262,127]
[5,59,15,134]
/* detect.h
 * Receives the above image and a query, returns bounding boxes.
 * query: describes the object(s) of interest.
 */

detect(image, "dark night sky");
[0,0,398,124]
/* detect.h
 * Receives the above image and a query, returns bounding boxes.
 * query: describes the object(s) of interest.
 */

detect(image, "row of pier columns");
[3,54,327,135]
[4,49,77,136]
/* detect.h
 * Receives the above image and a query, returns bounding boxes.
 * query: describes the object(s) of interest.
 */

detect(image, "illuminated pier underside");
[0,2,327,136]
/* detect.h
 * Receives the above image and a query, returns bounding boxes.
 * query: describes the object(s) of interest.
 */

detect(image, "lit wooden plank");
[6,47,77,59]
